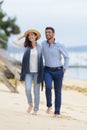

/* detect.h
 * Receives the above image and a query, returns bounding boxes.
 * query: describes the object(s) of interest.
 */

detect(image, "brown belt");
[45,66,63,70]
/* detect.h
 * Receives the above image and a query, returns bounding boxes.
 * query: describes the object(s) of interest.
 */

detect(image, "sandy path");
[0,83,87,130]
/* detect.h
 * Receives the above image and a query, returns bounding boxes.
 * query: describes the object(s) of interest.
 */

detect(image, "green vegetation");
[0,1,20,49]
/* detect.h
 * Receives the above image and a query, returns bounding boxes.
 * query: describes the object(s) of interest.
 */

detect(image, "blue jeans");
[25,73,40,111]
[44,67,64,114]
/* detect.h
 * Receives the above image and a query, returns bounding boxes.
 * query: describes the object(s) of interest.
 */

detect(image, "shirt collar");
[46,38,56,45]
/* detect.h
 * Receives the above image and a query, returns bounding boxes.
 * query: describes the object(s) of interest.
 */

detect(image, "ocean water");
[64,67,87,80]
[69,52,87,66]
[6,44,87,80]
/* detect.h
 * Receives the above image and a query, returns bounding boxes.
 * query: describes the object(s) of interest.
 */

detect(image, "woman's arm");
[12,35,25,48]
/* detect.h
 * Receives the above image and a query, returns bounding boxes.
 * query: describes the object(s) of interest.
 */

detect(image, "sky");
[2,0,87,46]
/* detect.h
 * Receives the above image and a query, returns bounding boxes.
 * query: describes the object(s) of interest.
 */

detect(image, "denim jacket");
[20,44,44,84]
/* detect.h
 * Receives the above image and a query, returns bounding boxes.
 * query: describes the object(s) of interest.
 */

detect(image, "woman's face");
[28,32,37,42]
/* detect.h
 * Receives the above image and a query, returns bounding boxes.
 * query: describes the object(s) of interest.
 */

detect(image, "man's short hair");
[45,27,55,33]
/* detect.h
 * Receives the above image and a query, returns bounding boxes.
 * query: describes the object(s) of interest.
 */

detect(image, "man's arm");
[59,44,70,72]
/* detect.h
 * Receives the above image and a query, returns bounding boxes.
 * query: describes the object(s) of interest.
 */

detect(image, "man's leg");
[54,69,64,115]
[44,70,53,112]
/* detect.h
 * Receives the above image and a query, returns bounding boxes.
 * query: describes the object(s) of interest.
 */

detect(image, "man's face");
[45,29,54,40]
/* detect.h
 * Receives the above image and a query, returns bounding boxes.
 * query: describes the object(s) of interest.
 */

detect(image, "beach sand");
[0,78,87,130]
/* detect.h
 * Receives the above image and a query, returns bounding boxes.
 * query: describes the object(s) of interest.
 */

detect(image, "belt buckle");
[50,67,62,70]
[50,67,54,70]
[51,67,56,70]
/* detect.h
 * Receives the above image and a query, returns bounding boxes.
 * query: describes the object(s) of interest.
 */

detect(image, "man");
[42,27,69,117]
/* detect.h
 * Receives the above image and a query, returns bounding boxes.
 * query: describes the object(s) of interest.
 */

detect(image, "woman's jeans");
[44,67,64,114]
[25,73,40,111]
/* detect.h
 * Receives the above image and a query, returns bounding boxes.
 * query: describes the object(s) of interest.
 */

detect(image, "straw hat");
[24,29,41,40]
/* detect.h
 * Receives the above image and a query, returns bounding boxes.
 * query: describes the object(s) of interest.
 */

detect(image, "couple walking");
[13,27,69,117]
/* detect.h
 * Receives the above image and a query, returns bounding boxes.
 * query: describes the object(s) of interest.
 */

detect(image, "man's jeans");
[25,73,40,111]
[44,67,64,114]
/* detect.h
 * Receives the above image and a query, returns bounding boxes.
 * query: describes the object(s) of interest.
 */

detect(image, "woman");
[13,29,43,115]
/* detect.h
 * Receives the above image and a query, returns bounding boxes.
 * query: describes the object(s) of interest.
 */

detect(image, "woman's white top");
[30,47,38,72]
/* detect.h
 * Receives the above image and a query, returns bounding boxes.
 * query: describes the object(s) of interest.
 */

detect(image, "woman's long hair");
[24,33,37,48]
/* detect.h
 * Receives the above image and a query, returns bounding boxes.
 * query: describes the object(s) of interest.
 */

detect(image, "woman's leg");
[25,74,33,112]
[33,73,40,113]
